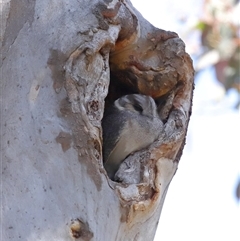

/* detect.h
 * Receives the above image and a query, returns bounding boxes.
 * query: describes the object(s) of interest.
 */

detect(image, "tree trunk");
[1,0,194,240]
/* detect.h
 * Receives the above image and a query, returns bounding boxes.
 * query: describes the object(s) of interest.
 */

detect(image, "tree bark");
[1,0,194,240]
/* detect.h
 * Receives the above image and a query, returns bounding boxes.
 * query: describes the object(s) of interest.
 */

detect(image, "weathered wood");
[1,0,194,240]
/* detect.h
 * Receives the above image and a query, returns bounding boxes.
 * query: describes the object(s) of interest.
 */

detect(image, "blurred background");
[131,0,239,240]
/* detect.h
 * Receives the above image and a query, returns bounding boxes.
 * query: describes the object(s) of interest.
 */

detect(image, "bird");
[102,94,163,179]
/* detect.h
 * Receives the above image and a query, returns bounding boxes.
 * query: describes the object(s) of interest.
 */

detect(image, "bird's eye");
[133,103,143,112]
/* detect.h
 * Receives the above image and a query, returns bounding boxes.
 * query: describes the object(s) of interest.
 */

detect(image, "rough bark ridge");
[1,0,194,240]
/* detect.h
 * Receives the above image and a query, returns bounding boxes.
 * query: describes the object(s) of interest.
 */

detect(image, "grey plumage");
[102,94,163,179]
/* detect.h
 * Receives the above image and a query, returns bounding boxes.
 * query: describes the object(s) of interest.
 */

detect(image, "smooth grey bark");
[1,0,194,241]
